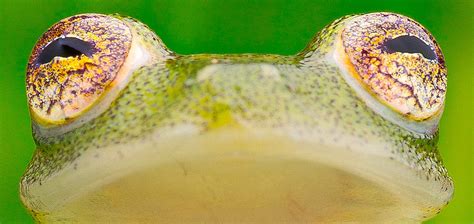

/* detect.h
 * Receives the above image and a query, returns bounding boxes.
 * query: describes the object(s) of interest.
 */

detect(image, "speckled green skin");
[21,15,452,216]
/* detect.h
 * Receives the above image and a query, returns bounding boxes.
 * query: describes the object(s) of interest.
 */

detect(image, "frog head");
[20,13,452,223]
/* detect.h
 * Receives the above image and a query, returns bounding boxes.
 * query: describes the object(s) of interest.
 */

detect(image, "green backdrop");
[0,0,472,223]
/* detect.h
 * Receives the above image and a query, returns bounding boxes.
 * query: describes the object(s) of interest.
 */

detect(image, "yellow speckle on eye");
[387,61,397,74]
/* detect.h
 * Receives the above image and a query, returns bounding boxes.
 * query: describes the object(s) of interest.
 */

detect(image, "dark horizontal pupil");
[382,35,437,60]
[36,37,94,64]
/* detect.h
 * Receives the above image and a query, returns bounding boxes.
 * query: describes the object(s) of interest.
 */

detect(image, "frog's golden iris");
[26,14,132,126]
[336,13,446,121]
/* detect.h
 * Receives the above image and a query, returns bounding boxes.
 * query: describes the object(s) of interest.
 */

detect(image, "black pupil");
[382,35,437,60]
[36,37,94,64]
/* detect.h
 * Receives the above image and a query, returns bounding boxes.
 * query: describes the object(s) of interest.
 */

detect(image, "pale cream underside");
[24,126,450,223]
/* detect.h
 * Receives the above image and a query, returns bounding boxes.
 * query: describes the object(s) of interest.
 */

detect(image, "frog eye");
[334,13,447,124]
[26,14,134,126]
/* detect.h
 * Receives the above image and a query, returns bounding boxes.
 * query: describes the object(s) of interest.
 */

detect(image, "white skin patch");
[196,64,221,81]
[259,64,281,80]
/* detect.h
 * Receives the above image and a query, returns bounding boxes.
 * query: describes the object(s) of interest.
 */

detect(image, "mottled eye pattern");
[341,13,446,120]
[26,14,132,125]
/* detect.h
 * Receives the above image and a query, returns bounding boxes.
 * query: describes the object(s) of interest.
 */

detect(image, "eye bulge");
[26,14,132,126]
[338,13,447,121]
[26,12,446,130]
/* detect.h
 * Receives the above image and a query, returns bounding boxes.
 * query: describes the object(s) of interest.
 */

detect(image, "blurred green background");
[0,0,472,223]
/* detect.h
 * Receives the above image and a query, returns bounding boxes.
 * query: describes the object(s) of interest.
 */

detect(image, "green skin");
[21,14,452,222]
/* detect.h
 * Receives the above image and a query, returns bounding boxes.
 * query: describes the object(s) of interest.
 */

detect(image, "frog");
[20,12,453,223]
